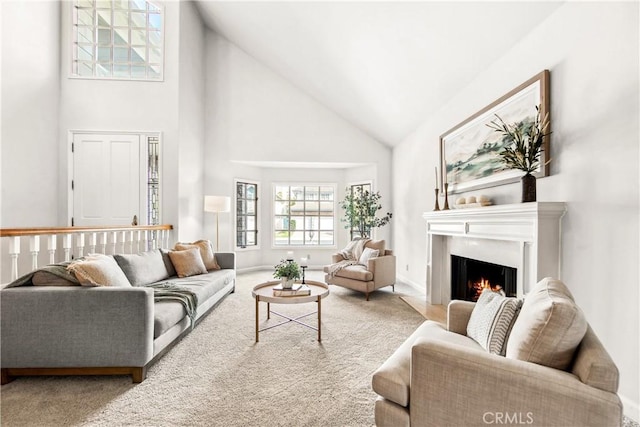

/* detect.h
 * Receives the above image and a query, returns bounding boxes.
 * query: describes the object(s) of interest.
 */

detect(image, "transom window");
[236,181,258,249]
[274,184,335,246]
[72,0,164,80]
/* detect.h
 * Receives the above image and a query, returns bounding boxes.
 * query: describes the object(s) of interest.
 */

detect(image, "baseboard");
[621,394,639,423]
[396,274,425,295]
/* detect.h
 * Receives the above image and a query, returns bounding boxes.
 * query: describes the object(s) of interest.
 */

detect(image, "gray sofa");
[1,249,235,384]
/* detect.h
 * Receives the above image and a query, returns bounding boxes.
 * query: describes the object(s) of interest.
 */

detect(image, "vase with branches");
[340,187,392,239]
[487,105,551,202]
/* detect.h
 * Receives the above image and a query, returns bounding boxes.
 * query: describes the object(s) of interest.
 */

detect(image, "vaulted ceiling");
[196,1,563,147]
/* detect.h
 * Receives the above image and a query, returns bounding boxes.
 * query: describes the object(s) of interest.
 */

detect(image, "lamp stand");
[215,211,220,251]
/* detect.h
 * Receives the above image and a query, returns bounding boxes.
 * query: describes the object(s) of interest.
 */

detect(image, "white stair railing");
[1,224,173,283]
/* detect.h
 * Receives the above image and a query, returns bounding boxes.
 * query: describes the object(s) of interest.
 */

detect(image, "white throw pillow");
[467,289,522,355]
[358,247,380,265]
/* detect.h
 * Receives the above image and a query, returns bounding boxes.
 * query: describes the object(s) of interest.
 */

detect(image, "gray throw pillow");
[114,249,171,286]
[467,289,523,355]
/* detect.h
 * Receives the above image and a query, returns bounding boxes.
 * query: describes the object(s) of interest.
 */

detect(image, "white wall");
[58,1,181,234]
[177,1,206,241]
[203,32,392,269]
[1,1,60,228]
[393,2,639,418]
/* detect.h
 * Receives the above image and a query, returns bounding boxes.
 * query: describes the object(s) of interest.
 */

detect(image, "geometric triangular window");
[72,0,163,80]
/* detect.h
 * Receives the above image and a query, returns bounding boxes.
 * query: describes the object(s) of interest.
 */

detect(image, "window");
[348,183,372,240]
[236,181,258,248]
[72,0,164,80]
[274,184,335,246]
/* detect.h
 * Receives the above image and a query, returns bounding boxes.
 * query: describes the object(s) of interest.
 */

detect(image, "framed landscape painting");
[440,70,550,194]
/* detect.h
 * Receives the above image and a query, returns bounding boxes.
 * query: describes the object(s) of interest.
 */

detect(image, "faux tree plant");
[340,187,392,239]
[487,105,551,202]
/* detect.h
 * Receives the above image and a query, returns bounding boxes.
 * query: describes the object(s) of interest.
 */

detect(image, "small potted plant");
[487,105,551,202]
[273,259,301,289]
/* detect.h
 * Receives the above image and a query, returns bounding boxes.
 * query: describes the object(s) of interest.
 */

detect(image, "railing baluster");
[99,232,108,254]
[109,232,118,255]
[88,232,97,254]
[118,231,127,254]
[47,235,57,264]
[62,234,72,262]
[9,236,21,281]
[29,235,40,271]
[127,230,134,254]
[76,233,86,258]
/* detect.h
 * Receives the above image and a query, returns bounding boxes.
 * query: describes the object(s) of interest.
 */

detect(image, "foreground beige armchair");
[372,279,622,427]
[323,240,396,301]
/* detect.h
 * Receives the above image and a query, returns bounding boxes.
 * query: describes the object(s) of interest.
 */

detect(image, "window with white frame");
[273,184,335,246]
[72,0,163,80]
[236,181,258,248]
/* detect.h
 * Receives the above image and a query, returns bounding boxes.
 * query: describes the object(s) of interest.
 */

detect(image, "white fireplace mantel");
[422,202,567,304]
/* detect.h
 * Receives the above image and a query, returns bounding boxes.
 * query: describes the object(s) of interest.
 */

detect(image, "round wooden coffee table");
[252,280,329,342]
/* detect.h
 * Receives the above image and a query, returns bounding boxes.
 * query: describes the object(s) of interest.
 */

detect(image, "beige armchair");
[323,240,396,301]
[372,278,622,427]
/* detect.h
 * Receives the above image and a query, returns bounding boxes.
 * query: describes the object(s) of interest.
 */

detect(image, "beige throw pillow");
[168,248,208,278]
[506,277,587,370]
[67,254,132,287]
[174,240,220,271]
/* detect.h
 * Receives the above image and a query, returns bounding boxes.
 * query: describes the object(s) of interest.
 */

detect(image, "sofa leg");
[392,285,395,292]
[1,369,14,385]
[132,367,146,383]
[366,292,370,301]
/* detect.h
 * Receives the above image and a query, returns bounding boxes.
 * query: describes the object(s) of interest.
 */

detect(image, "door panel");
[73,133,140,226]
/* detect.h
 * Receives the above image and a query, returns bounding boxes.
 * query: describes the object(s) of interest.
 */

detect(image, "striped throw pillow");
[467,289,523,355]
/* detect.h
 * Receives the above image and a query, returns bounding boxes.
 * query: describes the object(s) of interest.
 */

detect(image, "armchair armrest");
[1,286,154,368]
[368,255,396,287]
[447,300,475,335]
[410,337,622,427]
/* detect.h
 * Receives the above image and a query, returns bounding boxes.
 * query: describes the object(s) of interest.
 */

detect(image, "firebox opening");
[451,255,517,302]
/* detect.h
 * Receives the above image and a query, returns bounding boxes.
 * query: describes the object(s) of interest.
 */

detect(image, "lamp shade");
[204,195,231,213]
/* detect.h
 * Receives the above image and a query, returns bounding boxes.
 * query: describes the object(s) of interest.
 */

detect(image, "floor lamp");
[204,195,231,251]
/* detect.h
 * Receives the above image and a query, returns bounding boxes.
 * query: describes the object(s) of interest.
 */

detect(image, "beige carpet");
[0,271,425,427]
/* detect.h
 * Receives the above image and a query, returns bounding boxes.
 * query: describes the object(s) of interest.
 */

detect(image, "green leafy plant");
[487,105,551,174]
[273,259,301,280]
[340,187,392,239]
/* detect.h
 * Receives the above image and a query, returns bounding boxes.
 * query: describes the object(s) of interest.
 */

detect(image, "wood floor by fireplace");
[451,255,517,302]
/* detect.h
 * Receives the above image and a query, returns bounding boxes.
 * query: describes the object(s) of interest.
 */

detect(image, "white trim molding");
[423,202,566,304]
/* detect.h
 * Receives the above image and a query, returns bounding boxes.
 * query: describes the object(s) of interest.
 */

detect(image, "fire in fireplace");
[451,255,517,302]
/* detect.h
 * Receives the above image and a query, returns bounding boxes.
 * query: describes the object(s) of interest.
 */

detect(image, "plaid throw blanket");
[4,261,80,288]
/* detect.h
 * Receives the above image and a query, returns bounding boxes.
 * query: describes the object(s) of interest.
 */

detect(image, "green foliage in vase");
[487,105,551,174]
[273,259,301,280]
[339,187,392,239]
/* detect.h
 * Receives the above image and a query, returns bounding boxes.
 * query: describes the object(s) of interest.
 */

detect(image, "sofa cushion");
[372,320,482,407]
[335,265,373,281]
[159,248,177,277]
[359,247,379,265]
[67,254,132,287]
[114,249,170,286]
[174,240,220,271]
[168,248,208,278]
[467,289,522,355]
[506,277,587,370]
[151,270,236,338]
[365,239,385,255]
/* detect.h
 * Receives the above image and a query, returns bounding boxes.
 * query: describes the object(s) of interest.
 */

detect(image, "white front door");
[72,133,142,226]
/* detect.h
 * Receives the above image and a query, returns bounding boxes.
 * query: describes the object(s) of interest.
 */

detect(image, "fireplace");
[451,255,517,302]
